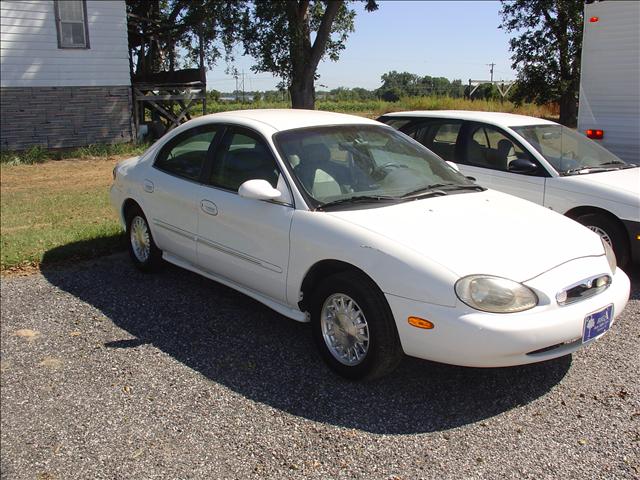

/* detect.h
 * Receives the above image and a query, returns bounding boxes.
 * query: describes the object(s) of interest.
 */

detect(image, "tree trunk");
[559,89,578,127]
[290,70,315,109]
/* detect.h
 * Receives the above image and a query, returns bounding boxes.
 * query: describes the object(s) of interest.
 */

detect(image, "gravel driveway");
[1,254,638,479]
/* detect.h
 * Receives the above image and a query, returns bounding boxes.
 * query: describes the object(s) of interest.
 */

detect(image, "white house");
[0,0,133,150]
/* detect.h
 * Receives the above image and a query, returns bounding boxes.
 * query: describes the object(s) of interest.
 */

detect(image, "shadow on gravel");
[41,250,576,435]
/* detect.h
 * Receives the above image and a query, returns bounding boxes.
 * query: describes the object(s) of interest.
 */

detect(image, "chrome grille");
[556,274,611,306]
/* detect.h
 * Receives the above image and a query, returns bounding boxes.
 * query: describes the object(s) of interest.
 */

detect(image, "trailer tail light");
[589,16,599,23]
[586,129,604,139]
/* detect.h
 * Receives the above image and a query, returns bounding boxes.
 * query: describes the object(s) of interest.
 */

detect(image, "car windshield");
[512,124,631,175]
[274,125,476,208]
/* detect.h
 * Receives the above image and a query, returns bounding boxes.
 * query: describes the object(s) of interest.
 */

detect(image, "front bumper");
[386,258,630,368]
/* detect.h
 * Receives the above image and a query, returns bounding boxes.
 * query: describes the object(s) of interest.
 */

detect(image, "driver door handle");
[201,200,218,216]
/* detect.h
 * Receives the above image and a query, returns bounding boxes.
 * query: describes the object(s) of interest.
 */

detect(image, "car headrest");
[497,139,514,155]
[302,143,331,166]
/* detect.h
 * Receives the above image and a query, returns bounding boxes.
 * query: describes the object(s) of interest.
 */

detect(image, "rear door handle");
[200,200,218,216]
[143,179,154,193]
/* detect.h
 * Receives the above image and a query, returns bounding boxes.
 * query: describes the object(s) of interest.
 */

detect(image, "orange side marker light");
[408,317,434,329]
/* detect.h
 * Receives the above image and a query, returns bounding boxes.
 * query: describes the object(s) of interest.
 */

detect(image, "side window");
[465,124,534,173]
[424,122,462,161]
[154,127,218,181]
[209,130,279,191]
[55,0,89,49]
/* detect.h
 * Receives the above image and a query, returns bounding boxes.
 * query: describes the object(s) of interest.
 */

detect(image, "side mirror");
[238,179,282,201]
[508,158,538,174]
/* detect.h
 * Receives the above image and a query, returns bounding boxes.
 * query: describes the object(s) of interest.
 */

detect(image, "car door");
[458,122,547,204]
[196,127,294,302]
[143,125,221,264]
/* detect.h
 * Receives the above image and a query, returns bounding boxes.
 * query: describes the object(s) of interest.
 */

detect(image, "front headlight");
[602,237,617,274]
[455,275,538,313]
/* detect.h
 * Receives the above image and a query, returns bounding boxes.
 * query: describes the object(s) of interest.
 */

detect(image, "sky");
[205,1,517,93]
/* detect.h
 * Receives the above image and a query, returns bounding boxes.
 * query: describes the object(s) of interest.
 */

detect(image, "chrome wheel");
[587,225,613,248]
[320,293,370,366]
[130,216,151,263]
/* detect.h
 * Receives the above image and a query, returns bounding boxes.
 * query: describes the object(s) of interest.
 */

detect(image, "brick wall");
[0,86,134,150]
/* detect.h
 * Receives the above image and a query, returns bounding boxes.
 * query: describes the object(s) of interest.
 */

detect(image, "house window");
[55,1,90,49]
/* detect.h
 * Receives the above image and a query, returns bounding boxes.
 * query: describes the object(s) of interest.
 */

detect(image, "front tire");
[310,271,403,380]
[575,213,629,268]
[126,206,162,272]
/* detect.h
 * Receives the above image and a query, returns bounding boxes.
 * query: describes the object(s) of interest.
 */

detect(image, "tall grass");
[205,96,557,120]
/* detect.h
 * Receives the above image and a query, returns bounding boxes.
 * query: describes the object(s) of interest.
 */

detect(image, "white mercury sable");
[110,110,630,380]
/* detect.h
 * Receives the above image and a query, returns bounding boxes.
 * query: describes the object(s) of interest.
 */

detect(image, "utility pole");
[241,70,245,103]
[233,69,239,102]
[487,62,496,82]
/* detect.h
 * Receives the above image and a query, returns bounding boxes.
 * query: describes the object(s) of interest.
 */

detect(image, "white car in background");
[378,111,640,270]
[110,110,630,380]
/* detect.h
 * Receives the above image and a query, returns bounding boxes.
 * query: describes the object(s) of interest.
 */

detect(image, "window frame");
[54,0,90,49]
[153,124,223,183]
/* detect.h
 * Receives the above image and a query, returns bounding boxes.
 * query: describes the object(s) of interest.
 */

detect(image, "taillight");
[112,166,118,180]
[589,16,599,23]
[586,129,604,140]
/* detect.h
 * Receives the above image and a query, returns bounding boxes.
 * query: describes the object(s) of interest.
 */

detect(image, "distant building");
[0,0,134,150]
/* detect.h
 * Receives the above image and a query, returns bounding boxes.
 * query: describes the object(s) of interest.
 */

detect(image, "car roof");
[187,109,381,134]
[380,110,557,128]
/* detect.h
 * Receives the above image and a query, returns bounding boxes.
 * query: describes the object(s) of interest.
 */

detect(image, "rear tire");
[575,213,629,269]
[126,206,162,272]
[310,270,403,380]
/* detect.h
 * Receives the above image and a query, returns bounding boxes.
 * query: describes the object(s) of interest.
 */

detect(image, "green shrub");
[0,142,149,165]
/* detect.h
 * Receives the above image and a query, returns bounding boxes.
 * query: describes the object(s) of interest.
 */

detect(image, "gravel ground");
[1,253,638,480]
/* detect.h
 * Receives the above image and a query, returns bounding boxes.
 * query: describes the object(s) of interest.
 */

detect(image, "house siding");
[1,1,133,150]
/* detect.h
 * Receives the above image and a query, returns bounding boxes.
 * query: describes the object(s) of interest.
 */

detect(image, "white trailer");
[578,0,640,165]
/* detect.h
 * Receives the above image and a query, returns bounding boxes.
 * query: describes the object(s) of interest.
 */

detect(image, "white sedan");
[377,111,640,270]
[110,109,630,380]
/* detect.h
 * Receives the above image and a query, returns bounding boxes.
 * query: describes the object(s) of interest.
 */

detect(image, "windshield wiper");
[316,195,398,211]
[600,161,637,169]
[563,166,621,175]
[401,183,485,198]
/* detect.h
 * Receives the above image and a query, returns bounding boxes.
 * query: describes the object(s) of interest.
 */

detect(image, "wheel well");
[298,260,382,311]
[564,206,627,234]
[564,205,631,263]
[122,198,141,223]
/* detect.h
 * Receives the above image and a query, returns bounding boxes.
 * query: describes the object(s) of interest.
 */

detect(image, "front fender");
[287,210,459,308]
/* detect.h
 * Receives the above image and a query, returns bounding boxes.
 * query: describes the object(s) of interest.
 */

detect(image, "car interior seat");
[492,139,515,170]
[467,139,486,167]
[295,143,343,197]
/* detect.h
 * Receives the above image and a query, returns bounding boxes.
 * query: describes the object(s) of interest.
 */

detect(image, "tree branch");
[308,0,343,72]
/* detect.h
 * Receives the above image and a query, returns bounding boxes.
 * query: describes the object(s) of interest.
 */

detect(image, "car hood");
[327,189,604,281]
[559,167,640,205]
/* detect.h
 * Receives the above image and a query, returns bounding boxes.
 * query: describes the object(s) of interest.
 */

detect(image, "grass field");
[1,157,124,272]
[0,98,556,272]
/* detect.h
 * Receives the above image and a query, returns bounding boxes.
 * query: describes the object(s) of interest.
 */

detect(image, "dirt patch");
[0,156,130,195]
